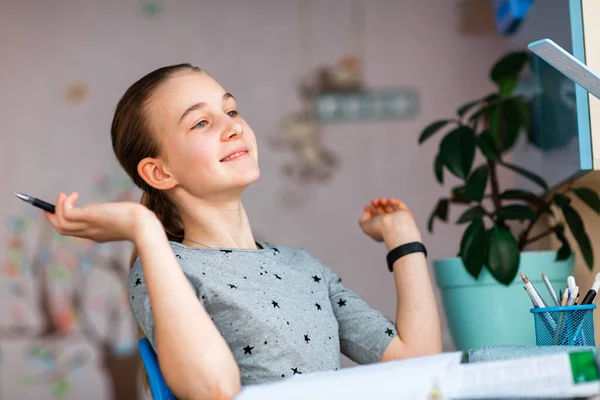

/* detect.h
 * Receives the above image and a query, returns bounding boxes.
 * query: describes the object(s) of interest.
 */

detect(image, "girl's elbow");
[160,359,241,400]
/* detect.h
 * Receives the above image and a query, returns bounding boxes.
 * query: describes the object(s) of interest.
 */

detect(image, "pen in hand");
[14,193,56,214]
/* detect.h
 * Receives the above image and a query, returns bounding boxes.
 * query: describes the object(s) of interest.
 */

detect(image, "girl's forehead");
[149,72,229,128]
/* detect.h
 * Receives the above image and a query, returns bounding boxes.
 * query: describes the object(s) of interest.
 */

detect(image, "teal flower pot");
[434,251,574,350]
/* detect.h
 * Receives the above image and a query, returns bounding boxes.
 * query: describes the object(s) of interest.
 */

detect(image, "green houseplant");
[419,51,600,349]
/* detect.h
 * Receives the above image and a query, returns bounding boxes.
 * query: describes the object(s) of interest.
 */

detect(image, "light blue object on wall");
[315,88,419,124]
[528,55,578,151]
[569,0,593,170]
[434,251,574,350]
[492,0,533,35]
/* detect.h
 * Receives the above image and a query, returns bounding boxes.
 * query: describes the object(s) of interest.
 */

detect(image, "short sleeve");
[128,257,157,349]
[321,265,397,364]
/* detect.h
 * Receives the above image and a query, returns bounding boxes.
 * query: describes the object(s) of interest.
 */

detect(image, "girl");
[44,64,441,400]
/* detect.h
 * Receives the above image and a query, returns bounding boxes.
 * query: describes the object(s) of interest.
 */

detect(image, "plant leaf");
[477,130,501,161]
[434,153,444,184]
[459,218,487,278]
[451,186,470,204]
[457,99,482,118]
[427,199,449,233]
[486,225,520,285]
[482,93,501,103]
[468,95,520,126]
[464,165,488,202]
[499,189,549,212]
[439,126,477,180]
[490,51,530,86]
[553,193,572,208]
[513,97,531,132]
[418,120,452,144]
[495,204,536,220]
[562,205,594,270]
[499,161,548,190]
[499,76,519,97]
[457,205,487,224]
[573,187,600,214]
[553,224,572,261]
[489,100,522,152]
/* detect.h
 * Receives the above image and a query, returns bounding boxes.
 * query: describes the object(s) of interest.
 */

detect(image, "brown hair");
[110,63,202,267]
[110,64,201,388]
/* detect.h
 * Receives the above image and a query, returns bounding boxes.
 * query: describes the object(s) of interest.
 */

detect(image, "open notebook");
[235,350,600,399]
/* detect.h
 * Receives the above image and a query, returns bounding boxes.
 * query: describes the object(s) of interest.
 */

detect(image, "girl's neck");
[178,198,257,249]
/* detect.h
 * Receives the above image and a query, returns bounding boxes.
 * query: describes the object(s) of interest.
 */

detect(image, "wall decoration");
[64,82,90,105]
[140,0,162,18]
[272,0,418,193]
[0,170,140,400]
[271,111,338,184]
[315,87,419,123]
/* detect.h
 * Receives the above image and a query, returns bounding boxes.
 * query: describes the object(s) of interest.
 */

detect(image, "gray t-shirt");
[128,241,397,386]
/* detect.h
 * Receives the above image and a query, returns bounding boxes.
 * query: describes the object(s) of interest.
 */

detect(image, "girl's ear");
[137,157,178,190]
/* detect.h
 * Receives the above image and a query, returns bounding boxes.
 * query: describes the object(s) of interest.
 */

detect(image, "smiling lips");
[220,149,249,162]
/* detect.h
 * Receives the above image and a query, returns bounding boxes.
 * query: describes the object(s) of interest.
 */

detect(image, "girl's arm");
[358,197,442,361]
[134,210,241,400]
[44,192,241,400]
[381,247,442,361]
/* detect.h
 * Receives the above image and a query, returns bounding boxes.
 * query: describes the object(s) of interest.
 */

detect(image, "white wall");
[0,1,521,399]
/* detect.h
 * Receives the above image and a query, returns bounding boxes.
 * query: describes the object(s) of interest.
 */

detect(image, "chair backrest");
[138,338,177,400]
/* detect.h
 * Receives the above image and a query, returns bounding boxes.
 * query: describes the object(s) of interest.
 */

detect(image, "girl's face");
[147,70,260,200]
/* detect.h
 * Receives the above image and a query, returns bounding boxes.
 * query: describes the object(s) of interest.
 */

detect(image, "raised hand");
[358,197,421,248]
[44,192,155,243]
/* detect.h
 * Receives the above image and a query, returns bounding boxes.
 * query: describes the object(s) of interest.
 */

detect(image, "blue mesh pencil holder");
[530,305,596,346]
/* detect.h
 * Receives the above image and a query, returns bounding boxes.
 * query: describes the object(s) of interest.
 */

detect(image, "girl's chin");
[232,167,261,187]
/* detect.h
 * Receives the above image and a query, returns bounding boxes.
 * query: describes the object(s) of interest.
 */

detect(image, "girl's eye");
[227,110,238,118]
[194,120,207,129]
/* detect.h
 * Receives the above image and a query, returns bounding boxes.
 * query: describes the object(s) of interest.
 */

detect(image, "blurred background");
[1,0,599,399]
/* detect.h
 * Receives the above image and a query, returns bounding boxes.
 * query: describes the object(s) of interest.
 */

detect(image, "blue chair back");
[138,338,177,400]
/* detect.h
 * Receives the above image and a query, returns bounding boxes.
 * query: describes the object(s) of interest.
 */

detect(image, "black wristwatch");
[386,242,427,272]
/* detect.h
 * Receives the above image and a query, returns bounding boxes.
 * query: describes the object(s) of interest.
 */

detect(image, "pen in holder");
[530,305,596,346]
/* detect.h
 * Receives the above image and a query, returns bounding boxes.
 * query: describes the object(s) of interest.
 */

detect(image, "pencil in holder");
[530,305,596,346]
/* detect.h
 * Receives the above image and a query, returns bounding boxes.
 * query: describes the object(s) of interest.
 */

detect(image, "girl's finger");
[391,198,408,210]
[374,204,385,215]
[359,207,371,223]
[371,198,379,207]
[43,211,59,228]
[385,203,394,213]
[54,193,67,224]
[63,192,84,221]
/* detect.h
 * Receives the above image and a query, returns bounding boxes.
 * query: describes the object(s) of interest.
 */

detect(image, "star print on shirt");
[304,334,310,343]
[315,303,322,310]
[221,249,233,254]
[291,367,302,375]
[337,299,347,307]
[243,345,254,355]
[312,275,321,283]
[135,278,142,287]
[275,274,282,280]
[227,284,237,289]
[272,301,280,308]
[385,328,394,337]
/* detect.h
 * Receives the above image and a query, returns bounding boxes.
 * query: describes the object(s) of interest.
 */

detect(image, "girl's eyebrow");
[179,93,235,124]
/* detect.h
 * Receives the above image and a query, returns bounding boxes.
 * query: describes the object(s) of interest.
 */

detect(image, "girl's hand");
[358,197,422,249]
[44,192,155,243]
